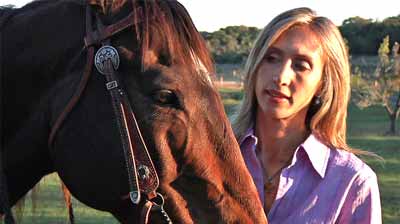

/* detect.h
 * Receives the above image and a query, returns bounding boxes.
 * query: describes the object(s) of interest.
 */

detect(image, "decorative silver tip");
[130,191,141,204]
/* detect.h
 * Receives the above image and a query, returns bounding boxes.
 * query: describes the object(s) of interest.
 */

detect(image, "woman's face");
[255,26,324,124]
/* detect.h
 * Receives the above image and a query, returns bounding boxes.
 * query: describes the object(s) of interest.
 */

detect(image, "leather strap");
[84,11,135,47]
[48,47,94,147]
[86,3,160,202]
[121,95,159,194]
[140,200,153,224]
[49,4,141,147]
[48,5,95,147]
[102,58,159,202]
[139,195,172,224]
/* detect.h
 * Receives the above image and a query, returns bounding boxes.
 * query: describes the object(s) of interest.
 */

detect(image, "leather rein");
[48,4,171,224]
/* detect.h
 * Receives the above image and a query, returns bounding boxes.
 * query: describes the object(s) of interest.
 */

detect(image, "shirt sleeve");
[336,171,382,224]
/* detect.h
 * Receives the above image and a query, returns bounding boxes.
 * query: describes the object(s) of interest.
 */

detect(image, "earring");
[314,96,322,106]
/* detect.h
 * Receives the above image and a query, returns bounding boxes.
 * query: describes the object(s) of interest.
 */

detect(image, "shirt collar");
[239,128,258,150]
[300,134,331,178]
[240,128,330,179]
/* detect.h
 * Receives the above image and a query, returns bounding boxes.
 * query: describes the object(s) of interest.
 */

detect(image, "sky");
[2,0,400,32]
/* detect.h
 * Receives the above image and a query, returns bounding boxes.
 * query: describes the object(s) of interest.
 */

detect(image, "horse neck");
[3,108,54,206]
[3,0,85,107]
[2,0,85,140]
[1,1,86,207]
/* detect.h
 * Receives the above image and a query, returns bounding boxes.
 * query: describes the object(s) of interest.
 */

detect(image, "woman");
[232,7,381,223]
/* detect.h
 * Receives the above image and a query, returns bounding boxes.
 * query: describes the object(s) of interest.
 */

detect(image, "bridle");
[48,4,172,223]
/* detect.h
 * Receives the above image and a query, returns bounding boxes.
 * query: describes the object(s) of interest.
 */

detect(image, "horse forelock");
[131,0,215,81]
[87,0,214,86]
[88,0,125,14]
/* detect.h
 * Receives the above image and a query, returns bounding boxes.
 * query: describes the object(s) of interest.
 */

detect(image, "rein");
[0,7,16,224]
[48,4,171,223]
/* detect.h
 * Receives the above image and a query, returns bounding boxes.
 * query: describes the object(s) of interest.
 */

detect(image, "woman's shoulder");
[328,147,377,182]
[300,134,377,181]
[328,148,382,224]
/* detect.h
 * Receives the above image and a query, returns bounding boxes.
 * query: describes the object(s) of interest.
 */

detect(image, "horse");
[0,0,267,223]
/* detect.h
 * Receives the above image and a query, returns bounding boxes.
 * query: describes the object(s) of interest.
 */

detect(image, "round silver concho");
[94,45,120,75]
[138,165,151,180]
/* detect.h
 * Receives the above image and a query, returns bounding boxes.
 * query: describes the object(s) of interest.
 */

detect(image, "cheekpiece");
[94,45,120,75]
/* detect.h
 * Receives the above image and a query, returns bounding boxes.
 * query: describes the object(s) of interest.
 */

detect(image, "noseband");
[48,4,171,223]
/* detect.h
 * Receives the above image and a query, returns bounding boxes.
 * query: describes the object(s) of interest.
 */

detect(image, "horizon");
[2,0,399,32]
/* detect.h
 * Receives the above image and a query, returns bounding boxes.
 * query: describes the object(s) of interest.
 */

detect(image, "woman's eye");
[265,53,280,63]
[293,60,311,72]
[152,90,178,106]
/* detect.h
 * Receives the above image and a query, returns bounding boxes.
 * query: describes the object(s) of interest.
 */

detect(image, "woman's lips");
[266,89,290,101]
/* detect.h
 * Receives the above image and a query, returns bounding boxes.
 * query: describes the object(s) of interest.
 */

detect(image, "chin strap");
[140,193,172,224]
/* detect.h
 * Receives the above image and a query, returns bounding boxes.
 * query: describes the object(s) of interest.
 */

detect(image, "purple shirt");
[240,130,382,224]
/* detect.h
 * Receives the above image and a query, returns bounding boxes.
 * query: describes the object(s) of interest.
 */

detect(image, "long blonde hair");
[232,7,356,152]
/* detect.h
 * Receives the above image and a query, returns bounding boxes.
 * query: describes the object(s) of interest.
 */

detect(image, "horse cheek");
[166,119,188,158]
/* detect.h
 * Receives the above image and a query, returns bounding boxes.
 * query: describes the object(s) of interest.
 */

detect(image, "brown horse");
[0,0,267,223]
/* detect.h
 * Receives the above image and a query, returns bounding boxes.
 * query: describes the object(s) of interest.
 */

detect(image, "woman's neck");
[255,110,310,165]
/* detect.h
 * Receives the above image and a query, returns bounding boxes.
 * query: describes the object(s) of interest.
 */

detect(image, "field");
[4,87,400,224]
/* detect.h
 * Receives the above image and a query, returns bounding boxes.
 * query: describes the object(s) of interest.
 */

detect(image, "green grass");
[349,136,400,224]
[4,88,400,223]
[347,103,400,136]
[10,174,118,224]
[219,87,244,116]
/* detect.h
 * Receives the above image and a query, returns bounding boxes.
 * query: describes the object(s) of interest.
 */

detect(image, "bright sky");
[3,0,400,32]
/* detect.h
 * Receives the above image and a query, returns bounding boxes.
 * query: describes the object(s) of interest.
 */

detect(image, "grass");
[10,174,118,224]
[4,88,400,223]
[349,136,400,223]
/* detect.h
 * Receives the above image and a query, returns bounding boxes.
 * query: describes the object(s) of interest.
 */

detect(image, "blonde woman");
[233,7,381,223]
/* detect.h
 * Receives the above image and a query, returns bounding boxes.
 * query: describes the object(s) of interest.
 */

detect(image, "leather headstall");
[48,4,172,224]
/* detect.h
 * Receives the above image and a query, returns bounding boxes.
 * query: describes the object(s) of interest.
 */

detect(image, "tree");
[201,26,260,64]
[352,36,400,135]
[340,16,400,55]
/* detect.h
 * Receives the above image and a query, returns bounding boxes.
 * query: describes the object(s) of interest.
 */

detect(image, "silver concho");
[94,45,120,75]
[138,165,150,180]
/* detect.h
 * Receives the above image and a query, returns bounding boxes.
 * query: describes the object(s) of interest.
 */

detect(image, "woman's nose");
[272,60,294,86]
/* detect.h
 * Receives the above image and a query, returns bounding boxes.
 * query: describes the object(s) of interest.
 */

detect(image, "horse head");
[1,0,266,223]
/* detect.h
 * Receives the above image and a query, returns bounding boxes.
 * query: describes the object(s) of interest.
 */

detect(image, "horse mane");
[137,0,215,75]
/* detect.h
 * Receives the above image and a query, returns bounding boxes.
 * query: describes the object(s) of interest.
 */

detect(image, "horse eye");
[152,90,178,106]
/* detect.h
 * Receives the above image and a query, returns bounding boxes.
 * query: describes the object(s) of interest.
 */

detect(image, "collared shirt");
[240,129,382,224]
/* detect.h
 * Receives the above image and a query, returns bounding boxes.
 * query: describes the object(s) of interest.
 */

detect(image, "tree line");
[202,15,400,64]
[201,18,400,135]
